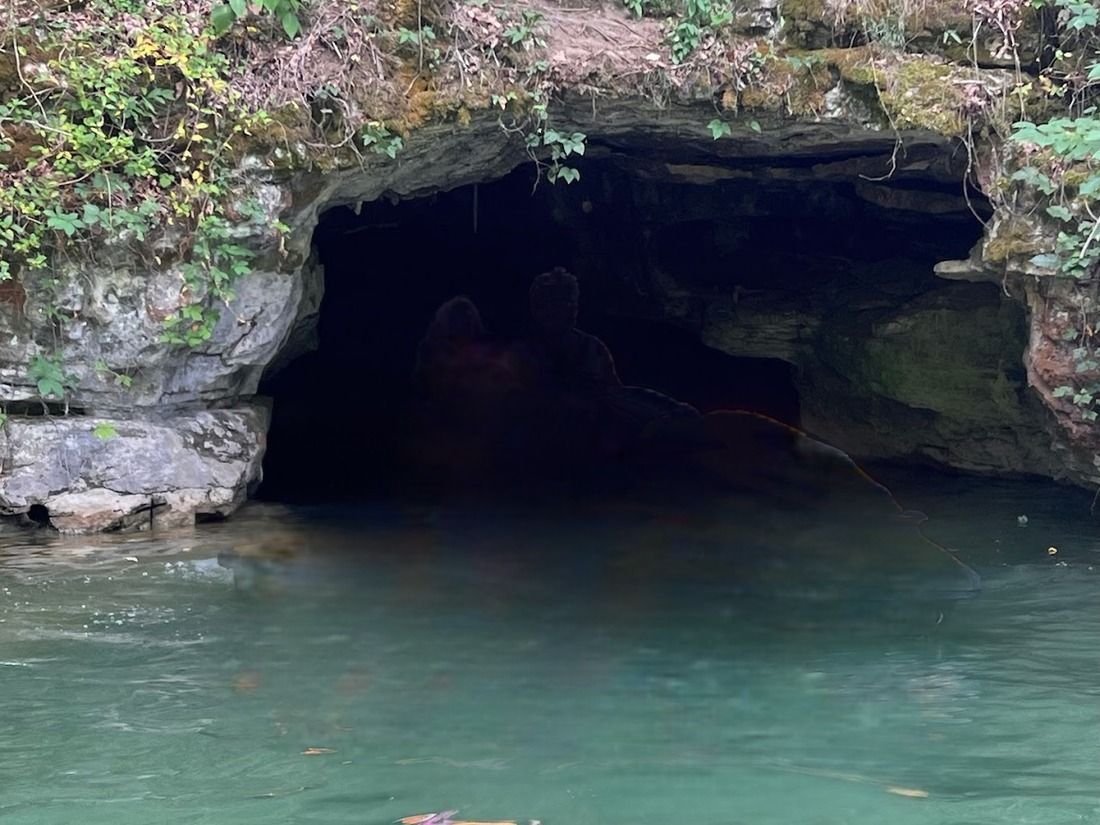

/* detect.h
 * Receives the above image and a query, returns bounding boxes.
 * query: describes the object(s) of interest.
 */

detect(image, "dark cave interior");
[258,154,988,503]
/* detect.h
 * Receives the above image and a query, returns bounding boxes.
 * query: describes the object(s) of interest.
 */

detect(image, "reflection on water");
[1,474,1098,825]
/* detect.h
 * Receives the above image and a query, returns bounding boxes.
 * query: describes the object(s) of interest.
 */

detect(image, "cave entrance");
[259,152,989,504]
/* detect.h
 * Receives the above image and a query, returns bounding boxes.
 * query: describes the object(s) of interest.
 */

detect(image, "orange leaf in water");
[231,671,262,693]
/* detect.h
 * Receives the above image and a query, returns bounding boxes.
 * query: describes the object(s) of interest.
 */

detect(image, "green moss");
[878,57,965,134]
[727,45,977,133]
[863,304,1025,421]
[818,49,969,135]
[823,46,879,85]
[741,52,834,115]
[779,0,826,24]
[1062,167,1091,188]
[819,298,1029,423]
[984,219,1041,264]
[234,103,311,150]
[779,0,831,47]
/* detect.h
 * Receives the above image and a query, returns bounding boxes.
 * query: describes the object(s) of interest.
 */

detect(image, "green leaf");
[748,119,762,133]
[1080,176,1100,198]
[1052,385,1074,398]
[1011,166,1057,195]
[228,0,246,17]
[82,203,103,227]
[1028,253,1061,269]
[564,133,586,155]
[211,4,236,33]
[36,378,64,399]
[281,11,302,38]
[93,422,118,440]
[45,210,84,237]
[1046,205,1073,222]
[707,119,731,140]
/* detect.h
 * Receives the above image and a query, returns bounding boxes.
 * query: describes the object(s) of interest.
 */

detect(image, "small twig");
[417,0,425,74]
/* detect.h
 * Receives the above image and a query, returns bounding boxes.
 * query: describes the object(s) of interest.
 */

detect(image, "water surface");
[1,474,1098,824]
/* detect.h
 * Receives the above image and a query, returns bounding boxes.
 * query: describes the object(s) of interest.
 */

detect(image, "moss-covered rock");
[823,48,984,135]
[818,290,1029,423]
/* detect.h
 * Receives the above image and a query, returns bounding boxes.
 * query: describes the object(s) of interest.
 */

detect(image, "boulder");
[0,406,267,533]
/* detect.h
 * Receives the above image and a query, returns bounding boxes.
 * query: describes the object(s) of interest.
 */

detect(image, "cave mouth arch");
[258,151,995,504]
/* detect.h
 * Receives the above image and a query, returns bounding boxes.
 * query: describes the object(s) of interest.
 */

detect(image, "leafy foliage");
[360,121,405,159]
[27,355,77,401]
[707,118,732,138]
[503,10,547,49]
[518,82,588,185]
[0,0,288,355]
[622,0,733,63]
[1004,0,1100,418]
[485,15,588,187]
[542,129,586,184]
[94,360,134,389]
[397,23,442,69]
[211,0,304,39]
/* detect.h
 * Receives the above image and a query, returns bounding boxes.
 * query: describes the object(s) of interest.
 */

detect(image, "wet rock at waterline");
[0,407,267,533]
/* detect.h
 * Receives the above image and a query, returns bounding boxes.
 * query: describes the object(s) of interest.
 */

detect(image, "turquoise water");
[1,475,1098,825]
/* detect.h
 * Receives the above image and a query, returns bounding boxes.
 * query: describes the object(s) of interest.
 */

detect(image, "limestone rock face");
[4,245,318,412]
[802,287,1057,475]
[0,0,1093,530]
[0,406,267,533]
